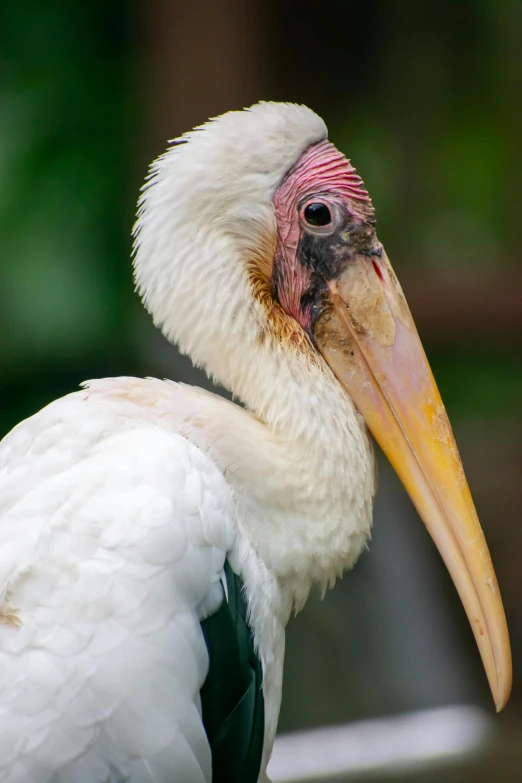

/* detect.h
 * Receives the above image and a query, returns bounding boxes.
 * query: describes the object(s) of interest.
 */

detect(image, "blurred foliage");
[0,0,136,435]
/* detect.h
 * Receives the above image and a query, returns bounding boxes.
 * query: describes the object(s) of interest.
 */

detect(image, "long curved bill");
[314,249,512,711]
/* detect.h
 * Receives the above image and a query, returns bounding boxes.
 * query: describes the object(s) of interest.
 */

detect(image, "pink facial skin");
[272,140,375,333]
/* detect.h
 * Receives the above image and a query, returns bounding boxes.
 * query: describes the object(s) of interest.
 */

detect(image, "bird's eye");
[302,201,333,228]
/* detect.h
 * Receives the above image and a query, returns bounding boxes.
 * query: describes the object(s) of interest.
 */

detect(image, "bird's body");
[0,379,235,782]
[0,369,372,781]
[0,103,511,782]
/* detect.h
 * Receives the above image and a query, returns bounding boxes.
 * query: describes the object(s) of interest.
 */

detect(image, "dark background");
[1,1,521,780]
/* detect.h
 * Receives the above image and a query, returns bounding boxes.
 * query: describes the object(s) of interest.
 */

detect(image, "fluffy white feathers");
[133,102,326,402]
[0,383,236,782]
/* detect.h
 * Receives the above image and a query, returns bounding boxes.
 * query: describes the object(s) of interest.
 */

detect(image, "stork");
[0,102,511,783]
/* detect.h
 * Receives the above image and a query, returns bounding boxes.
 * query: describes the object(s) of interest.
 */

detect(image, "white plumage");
[0,380,236,782]
[0,355,373,780]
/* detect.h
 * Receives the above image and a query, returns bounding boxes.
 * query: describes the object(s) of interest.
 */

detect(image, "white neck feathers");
[132,102,375,609]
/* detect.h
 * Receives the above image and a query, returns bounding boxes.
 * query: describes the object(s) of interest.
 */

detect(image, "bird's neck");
[178,339,376,619]
[138,234,374,606]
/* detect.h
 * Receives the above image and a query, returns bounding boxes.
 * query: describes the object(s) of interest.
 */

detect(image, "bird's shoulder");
[0,378,238,782]
[0,377,237,613]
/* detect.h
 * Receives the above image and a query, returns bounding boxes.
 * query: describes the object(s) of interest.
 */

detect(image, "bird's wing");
[0,386,236,783]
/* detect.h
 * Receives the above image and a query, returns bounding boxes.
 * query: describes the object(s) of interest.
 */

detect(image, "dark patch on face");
[298,231,350,279]
[295,208,382,333]
[298,209,380,277]
[270,203,382,340]
[299,271,329,334]
[358,245,382,258]
[270,248,284,304]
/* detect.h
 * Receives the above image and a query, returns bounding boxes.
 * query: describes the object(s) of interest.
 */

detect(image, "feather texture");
[0,385,235,782]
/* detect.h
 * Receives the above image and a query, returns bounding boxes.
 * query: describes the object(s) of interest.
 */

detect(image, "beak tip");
[492,655,512,713]
[495,679,512,713]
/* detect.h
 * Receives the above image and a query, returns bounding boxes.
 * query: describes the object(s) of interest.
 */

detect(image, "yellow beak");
[314,248,512,711]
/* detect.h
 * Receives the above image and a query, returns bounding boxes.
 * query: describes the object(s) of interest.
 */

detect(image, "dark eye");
[303,202,332,228]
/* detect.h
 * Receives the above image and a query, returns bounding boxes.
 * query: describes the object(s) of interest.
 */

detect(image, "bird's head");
[133,101,511,711]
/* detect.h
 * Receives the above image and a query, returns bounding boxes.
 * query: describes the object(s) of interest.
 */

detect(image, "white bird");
[0,102,511,783]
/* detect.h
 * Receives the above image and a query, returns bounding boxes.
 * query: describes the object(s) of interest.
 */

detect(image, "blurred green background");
[1,1,521,780]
